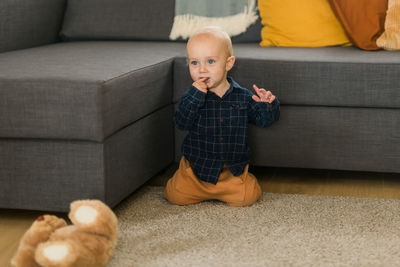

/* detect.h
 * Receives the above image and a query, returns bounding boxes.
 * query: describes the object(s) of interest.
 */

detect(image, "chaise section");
[0,41,185,211]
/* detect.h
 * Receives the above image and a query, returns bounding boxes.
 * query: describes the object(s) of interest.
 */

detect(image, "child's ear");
[226,56,236,71]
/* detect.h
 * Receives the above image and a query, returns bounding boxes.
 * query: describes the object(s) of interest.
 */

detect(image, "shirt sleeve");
[174,86,206,131]
[248,97,280,127]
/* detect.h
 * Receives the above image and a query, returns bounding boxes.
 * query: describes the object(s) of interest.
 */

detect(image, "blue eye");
[191,61,198,66]
[208,59,215,64]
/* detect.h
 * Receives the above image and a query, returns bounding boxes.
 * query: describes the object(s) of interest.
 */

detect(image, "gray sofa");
[1,0,399,212]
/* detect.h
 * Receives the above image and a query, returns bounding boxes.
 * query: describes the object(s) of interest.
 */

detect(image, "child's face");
[186,34,234,90]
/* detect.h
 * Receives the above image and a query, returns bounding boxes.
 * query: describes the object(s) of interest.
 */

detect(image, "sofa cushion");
[60,0,175,41]
[377,0,400,51]
[0,0,66,53]
[258,0,350,47]
[0,41,186,141]
[173,44,400,109]
[327,0,388,51]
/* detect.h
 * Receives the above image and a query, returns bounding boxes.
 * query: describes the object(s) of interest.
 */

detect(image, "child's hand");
[192,77,208,93]
[252,84,276,103]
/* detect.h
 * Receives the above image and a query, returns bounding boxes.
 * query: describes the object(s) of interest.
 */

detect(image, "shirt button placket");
[219,100,224,161]
[219,136,224,160]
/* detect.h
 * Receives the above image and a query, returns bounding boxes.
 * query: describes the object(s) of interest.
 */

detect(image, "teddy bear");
[11,199,118,267]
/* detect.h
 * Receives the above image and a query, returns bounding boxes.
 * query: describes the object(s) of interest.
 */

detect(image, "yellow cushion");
[258,0,351,47]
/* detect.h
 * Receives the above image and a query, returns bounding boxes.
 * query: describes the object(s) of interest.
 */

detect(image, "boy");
[165,26,280,207]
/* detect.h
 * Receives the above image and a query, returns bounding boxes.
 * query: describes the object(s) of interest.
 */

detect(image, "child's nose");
[199,64,207,72]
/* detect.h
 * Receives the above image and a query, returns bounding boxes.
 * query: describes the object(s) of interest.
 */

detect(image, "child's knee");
[164,179,200,206]
[228,178,262,207]
[164,179,183,205]
[245,182,262,206]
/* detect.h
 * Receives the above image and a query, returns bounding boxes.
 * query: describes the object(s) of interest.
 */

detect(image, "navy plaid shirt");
[174,77,280,184]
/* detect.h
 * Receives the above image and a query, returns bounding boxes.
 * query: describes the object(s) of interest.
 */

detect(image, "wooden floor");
[1,165,400,266]
[148,163,400,199]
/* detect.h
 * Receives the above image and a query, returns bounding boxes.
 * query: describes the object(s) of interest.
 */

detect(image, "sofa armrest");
[0,0,66,53]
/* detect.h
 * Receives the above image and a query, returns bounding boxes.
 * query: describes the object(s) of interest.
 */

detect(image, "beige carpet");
[109,186,400,266]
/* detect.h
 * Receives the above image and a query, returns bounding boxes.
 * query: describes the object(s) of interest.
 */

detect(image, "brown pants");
[164,157,262,207]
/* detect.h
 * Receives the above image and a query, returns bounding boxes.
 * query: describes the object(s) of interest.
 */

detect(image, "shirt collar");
[208,76,238,99]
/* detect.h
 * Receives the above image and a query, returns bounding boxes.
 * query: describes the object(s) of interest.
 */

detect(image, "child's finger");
[253,84,261,95]
[270,95,276,102]
[192,80,208,93]
[252,95,261,102]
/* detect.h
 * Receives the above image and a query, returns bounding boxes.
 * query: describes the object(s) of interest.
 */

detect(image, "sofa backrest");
[60,0,176,41]
[0,0,262,54]
[0,0,66,53]
[59,0,261,43]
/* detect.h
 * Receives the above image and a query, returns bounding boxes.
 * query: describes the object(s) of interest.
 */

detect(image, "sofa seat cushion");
[174,44,400,109]
[0,41,186,141]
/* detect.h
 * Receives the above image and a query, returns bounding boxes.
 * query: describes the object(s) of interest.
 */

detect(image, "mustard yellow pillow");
[258,0,351,47]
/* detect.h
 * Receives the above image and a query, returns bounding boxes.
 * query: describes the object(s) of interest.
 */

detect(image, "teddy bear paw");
[68,199,118,250]
[10,215,67,267]
[74,204,98,224]
[35,241,77,267]
[68,200,118,237]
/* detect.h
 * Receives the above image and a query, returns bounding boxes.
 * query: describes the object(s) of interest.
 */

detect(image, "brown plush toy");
[11,200,118,267]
